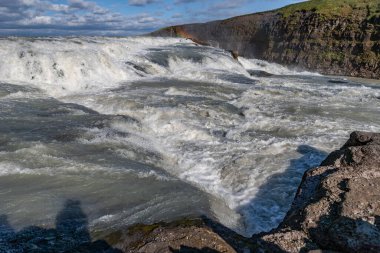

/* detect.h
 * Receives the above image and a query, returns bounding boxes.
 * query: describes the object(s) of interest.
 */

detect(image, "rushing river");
[0,37,379,241]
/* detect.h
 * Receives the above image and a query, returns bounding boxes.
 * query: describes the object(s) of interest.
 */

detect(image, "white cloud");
[0,0,166,35]
[211,0,247,10]
[128,0,157,7]
[22,15,53,25]
[174,0,199,4]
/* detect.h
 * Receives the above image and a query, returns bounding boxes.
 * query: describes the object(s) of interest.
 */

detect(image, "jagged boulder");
[255,132,380,252]
[112,218,248,253]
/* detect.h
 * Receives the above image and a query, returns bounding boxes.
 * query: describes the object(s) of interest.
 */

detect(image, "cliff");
[151,0,380,79]
[114,131,380,252]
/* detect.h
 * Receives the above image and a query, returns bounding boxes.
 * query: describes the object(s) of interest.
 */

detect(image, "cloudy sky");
[0,0,306,36]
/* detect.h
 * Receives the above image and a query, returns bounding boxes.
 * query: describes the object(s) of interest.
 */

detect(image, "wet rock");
[125,62,148,74]
[113,218,248,253]
[228,50,239,60]
[247,70,274,77]
[254,131,380,252]
[211,129,227,138]
[328,79,348,84]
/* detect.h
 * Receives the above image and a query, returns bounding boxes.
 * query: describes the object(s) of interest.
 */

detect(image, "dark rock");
[125,62,148,74]
[228,50,239,60]
[211,129,227,138]
[255,131,380,252]
[342,131,380,148]
[328,79,348,84]
[247,70,274,77]
[114,218,246,253]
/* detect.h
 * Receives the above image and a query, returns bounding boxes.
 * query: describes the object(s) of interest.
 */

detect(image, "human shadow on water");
[0,200,122,253]
[0,146,329,253]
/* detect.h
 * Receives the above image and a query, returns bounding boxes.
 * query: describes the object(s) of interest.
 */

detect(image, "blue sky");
[0,0,306,36]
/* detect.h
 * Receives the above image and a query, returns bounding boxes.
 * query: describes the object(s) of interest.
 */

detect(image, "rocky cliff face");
[115,131,380,252]
[151,0,380,79]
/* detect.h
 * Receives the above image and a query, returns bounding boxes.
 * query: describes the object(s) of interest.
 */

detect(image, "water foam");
[1,36,380,236]
[0,37,251,96]
[239,57,321,76]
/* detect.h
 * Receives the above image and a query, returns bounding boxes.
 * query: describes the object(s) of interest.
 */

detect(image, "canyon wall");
[152,0,380,79]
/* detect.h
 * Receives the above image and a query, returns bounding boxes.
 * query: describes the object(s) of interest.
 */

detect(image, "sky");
[0,0,307,36]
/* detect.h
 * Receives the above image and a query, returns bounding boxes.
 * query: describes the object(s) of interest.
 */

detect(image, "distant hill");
[151,0,380,79]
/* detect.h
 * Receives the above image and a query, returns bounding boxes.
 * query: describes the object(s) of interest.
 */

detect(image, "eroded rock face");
[255,132,380,252]
[151,3,380,79]
[112,218,249,253]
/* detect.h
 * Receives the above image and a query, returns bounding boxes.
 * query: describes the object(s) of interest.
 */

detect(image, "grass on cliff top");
[279,0,380,18]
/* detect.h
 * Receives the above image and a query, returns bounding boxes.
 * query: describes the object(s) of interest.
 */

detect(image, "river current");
[0,37,379,239]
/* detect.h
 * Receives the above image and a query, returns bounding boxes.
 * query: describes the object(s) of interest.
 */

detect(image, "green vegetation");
[355,51,379,66]
[279,0,380,18]
[127,222,163,235]
[323,51,346,63]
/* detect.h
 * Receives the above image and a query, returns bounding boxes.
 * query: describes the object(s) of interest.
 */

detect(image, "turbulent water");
[0,37,379,239]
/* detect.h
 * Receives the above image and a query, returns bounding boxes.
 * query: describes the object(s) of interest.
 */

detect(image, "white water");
[0,37,379,237]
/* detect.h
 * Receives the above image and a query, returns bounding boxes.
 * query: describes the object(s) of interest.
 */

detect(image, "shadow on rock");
[0,199,122,253]
[309,215,380,253]
[169,245,220,253]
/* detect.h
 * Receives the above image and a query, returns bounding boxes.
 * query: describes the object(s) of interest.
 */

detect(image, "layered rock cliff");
[151,0,380,79]
[114,131,380,252]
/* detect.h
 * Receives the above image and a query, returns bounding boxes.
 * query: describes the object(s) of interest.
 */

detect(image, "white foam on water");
[60,74,380,235]
[0,158,172,181]
[164,87,194,96]
[0,162,36,176]
[0,37,250,97]
[0,141,172,181]
[239,57,321,76]
[1,36,380,236]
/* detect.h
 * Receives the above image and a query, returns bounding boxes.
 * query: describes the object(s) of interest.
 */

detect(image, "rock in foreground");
[115,132,380,253]
[255,131,380,252]
[111,218,250,252]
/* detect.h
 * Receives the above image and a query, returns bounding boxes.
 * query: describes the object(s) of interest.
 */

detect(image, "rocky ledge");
[112,131,380,253]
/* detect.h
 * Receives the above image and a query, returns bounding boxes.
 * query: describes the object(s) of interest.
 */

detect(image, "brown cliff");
[151,0,380,79]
